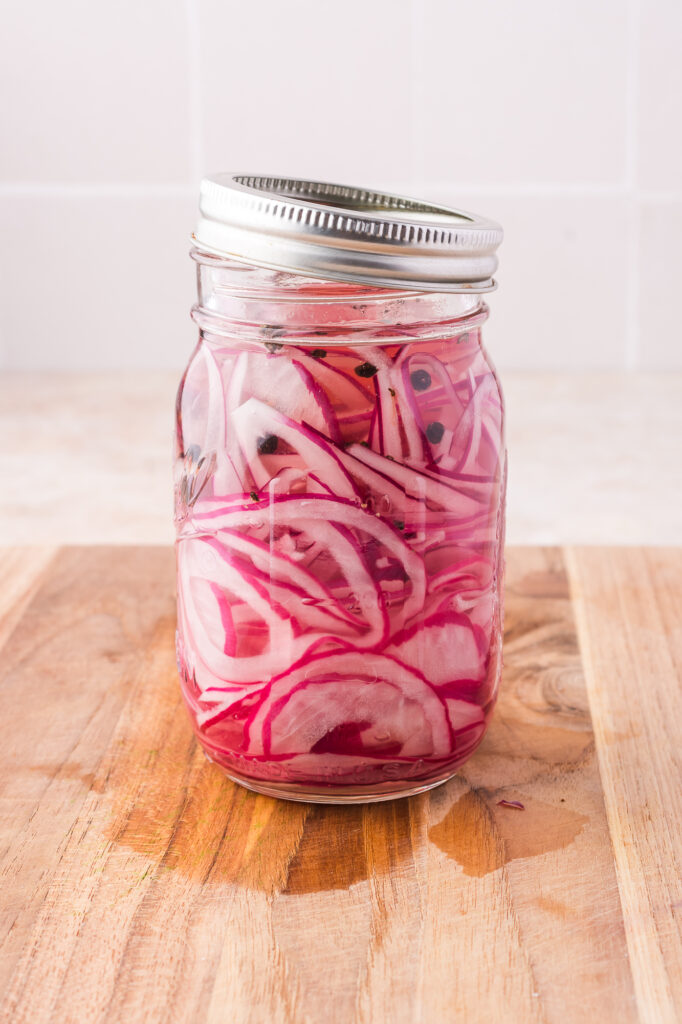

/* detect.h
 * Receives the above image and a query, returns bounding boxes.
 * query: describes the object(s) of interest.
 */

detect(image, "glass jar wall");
[174,253,506,802]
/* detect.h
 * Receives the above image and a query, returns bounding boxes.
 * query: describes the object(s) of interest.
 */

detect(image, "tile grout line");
[423,182,632,198]
[625,202,641,371]
[624,0,640,201]
[1,181,680,201]
[0,184,196,198]
[409,0,425,187]
[185,0,204,188]
[624,0,641,370]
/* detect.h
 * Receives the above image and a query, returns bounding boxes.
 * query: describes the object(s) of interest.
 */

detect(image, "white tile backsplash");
[638,0,682,191]
[0,0,680,370]
[0,195,196,370]
[417,0,629,185]
[1,1,191,183]
[434,192,629,369]
[197,0,413,183]
[639,201,682,369]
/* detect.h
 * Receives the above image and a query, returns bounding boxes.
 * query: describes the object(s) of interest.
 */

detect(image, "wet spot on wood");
[284,798,416,894]
[28,761,103,792]
[428,791,504,876]
[428,792,588,877]
[104,737,311,894]
[284,806,367,894]
[535,894,573,917]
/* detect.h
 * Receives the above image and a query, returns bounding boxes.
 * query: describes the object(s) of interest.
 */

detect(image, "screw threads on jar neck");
[191,250,488,347]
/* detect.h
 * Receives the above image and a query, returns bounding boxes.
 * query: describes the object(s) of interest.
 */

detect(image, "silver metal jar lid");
[194,174,503,293]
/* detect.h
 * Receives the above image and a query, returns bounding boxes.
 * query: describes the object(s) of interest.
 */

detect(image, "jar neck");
[191,249,488,346]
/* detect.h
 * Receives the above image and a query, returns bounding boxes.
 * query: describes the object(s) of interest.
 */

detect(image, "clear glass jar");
[174,176,506,803]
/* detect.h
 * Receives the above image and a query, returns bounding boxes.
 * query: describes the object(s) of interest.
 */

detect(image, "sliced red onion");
[343,442,483,519]
[175,332,504,784]
[246,650,453,759]
[231,398,360,497]
[385,609,486,685]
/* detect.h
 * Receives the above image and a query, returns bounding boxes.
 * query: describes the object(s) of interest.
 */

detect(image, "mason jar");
[174,175,505,803]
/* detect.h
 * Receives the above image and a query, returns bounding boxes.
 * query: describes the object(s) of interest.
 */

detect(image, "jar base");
[208,757,459,804]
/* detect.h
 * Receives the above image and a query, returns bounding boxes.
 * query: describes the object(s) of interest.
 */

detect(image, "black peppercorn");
[410,369,432,391]
[426,421,445,444]
[354,362,378,378]
[257,435,279,455]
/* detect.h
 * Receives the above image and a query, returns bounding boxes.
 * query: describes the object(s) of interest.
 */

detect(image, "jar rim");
[194,174,503,294]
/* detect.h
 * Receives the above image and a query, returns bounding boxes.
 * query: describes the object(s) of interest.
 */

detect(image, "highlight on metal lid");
[194,173,503,293]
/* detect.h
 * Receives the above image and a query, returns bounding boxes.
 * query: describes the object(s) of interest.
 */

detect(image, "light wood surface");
[0,546,679,1024]
[3,371,682,547]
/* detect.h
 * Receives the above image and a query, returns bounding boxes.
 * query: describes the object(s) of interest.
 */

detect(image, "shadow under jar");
[174,175,506,803]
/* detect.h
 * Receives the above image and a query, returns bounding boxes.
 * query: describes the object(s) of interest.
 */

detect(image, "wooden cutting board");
[0,546,679,1024]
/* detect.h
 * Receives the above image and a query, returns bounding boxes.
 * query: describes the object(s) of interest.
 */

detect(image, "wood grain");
[0,546,56,649]
[0,545,678,1023]
[567,548,682,1024]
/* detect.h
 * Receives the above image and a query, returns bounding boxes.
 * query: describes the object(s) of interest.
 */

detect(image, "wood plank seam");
[566,547,680,1024]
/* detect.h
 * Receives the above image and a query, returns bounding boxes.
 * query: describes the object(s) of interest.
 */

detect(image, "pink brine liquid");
[174,296,506,802]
